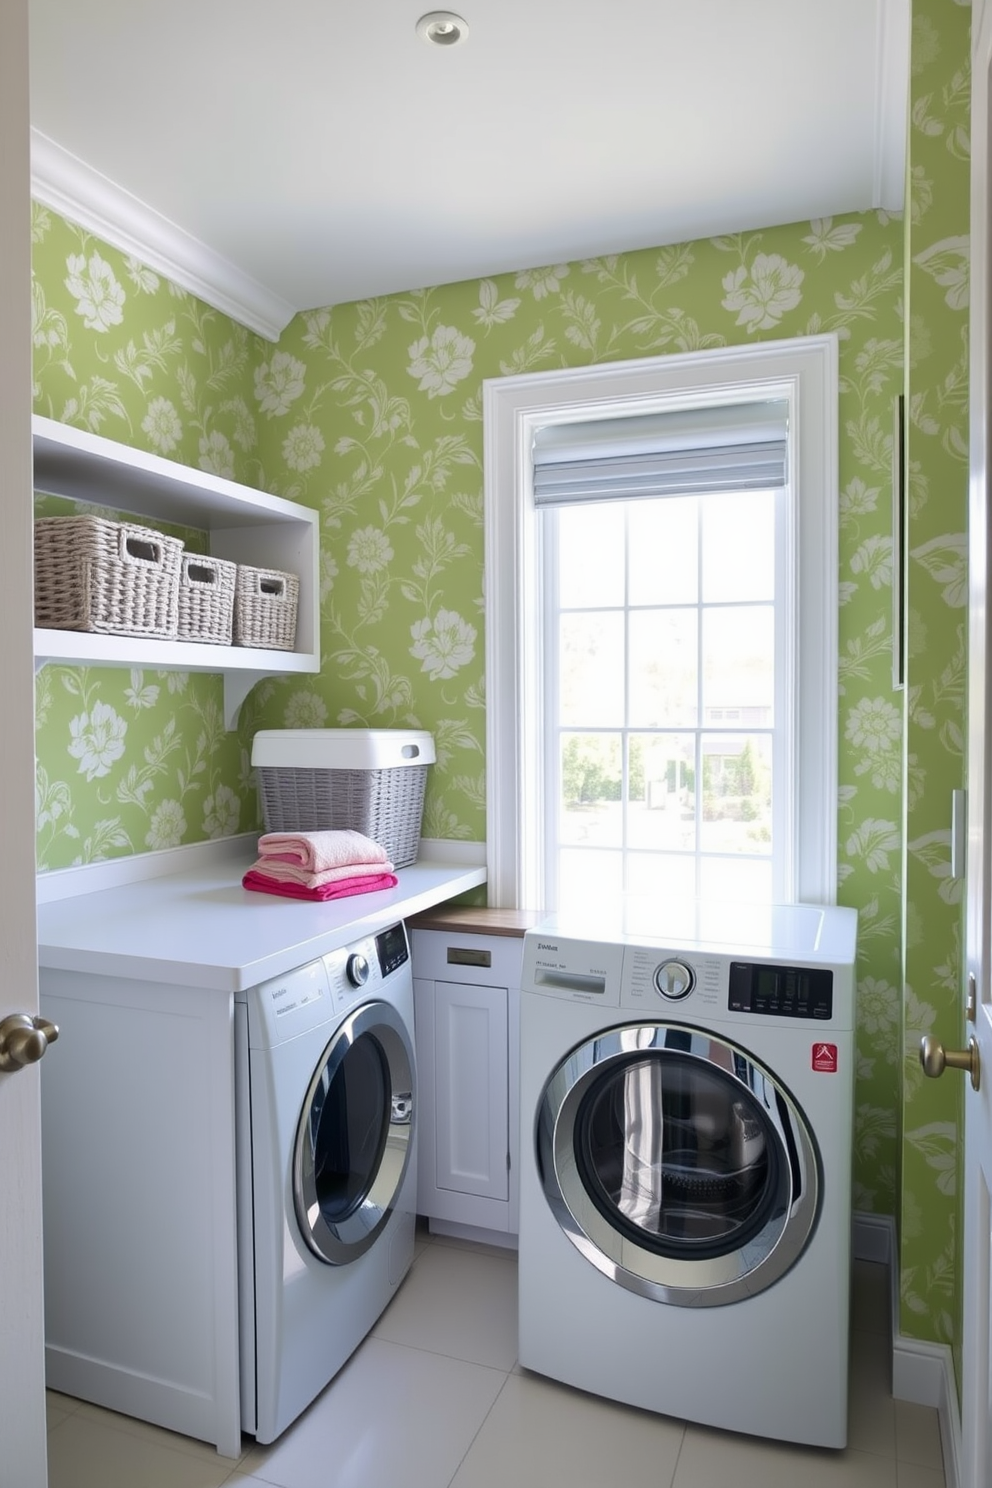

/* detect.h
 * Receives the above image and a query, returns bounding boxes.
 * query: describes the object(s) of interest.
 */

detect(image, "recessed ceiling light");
[416,11,469,47]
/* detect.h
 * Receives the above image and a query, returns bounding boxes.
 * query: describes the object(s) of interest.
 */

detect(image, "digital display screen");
[728,961,833,1019]
[376,922,409,975]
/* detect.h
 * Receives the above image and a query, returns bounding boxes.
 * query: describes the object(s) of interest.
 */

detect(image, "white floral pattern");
[65,251,125,333]
[720,253,804,330]
[67,701,127,781]
[406,325,475,397]
[254,351,306,415]
[410,609,477,679]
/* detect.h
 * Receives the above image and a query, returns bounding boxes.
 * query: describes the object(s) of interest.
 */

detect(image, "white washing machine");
[518,898,858,1449]
[235,920,417,1443]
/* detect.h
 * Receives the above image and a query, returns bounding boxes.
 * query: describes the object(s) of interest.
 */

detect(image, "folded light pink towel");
[243,869,399,902]
[245,857,395,891]
[257,829,389,874]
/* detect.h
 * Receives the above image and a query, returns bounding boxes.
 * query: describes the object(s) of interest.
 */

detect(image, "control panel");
[375,921,410,977]
[728,960,834,1020]
[621,947,835,1021]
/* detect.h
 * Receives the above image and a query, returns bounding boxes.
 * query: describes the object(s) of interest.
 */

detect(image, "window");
[483,336,839,912]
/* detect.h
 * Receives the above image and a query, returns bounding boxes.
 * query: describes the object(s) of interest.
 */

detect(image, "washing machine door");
[294,999,414,1265]
[536,1023,820,1306]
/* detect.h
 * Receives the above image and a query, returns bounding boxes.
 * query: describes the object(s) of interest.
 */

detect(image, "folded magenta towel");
[242,868,399,902]
[257,829,389,873]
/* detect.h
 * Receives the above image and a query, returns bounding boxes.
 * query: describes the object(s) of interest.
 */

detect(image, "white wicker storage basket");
[250,729,436,868]
[233,564,299,650]
[177,553,237,644]
[34,515,184,639]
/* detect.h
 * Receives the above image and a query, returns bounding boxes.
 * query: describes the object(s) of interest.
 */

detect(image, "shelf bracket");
[223,672,271,731]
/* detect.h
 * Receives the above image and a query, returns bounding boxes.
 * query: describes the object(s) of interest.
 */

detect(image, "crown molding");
[30,130,295,342]
[874,0,910,211]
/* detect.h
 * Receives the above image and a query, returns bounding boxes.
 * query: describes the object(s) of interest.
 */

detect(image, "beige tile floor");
[45,1229,946,1488]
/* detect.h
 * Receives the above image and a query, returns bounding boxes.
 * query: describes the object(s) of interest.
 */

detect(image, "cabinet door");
[434,980,509,1202]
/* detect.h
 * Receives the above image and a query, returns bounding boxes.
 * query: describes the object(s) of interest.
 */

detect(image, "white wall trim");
[874,0,911,210]
[852,1212,961,1488]
[893,1336,962,1488]
[30,130,295,343]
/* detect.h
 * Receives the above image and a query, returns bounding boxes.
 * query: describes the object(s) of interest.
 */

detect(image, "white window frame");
[482,335,839,912]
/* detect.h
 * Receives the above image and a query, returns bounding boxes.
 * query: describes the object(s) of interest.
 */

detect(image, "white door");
[0,0,49,1483]
[964,4,992,1485]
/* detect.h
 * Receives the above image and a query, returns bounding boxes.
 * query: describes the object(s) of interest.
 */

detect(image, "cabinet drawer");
[411,928,524,985]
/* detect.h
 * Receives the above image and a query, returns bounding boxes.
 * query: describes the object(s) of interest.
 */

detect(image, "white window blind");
[531,400,789,506]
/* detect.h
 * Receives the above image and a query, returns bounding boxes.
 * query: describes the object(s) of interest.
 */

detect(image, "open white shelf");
[32,414,320,727]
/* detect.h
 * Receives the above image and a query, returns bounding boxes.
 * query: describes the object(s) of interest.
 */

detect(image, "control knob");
[654,959,695,1000]
[346,953,370,987]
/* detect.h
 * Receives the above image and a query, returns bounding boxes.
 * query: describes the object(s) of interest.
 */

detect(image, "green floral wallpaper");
[31,207,907,1200]
[32,209,259,865]
[901,0,971,1368]
[28,0,973,1355]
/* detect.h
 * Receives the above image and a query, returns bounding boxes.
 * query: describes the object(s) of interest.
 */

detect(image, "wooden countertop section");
[405,905,543,938]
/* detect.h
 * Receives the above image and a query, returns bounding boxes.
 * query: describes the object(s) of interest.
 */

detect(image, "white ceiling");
[27,0,910,340]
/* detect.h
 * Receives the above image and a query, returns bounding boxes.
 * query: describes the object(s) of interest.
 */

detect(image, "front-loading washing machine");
[235,920,417,1443]
[518,898,858,1449]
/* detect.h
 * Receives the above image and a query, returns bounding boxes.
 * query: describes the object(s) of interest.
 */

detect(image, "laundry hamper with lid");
[250,729,436,868]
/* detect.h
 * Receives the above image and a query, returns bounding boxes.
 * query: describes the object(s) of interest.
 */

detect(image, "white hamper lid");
[251,728,436,771]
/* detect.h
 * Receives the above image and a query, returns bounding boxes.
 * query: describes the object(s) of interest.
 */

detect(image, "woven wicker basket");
[34,515,184,639]
[256,764,429,868]
[233,564,299,650]
[177,553,237,645]
[251,729,436,868]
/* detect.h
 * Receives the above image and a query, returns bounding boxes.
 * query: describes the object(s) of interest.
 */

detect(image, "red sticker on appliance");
[812,1042,838,1073]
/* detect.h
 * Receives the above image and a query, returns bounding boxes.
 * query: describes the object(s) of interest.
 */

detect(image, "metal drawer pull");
[447,947,492,968]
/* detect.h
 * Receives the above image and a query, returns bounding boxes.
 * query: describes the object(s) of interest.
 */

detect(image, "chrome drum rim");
[536,1022,820,1307]
[294,999,414,1265]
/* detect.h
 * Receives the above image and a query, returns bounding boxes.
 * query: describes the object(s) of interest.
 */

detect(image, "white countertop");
[37,844,487,991]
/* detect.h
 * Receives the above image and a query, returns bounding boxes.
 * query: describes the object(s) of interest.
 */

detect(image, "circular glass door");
[294,1000,414,1265]
[537,1023,820,1306]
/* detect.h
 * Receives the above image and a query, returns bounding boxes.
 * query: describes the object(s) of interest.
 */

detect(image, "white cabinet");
[411,924,525,1246]
[432,978,508,1204]
[32,414,320,727]
[39,964,241,1457]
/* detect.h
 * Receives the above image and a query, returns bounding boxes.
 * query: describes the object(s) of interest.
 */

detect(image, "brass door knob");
[0,1014,59,1072]
[919,1034,981,1092]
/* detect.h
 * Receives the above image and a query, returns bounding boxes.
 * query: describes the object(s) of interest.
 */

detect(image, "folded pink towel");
[242,869,399,902]
[257,829,389,874]
[244,857,394,891]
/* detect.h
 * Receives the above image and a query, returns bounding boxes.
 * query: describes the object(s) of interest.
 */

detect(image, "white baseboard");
[852,1210,961,1488]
